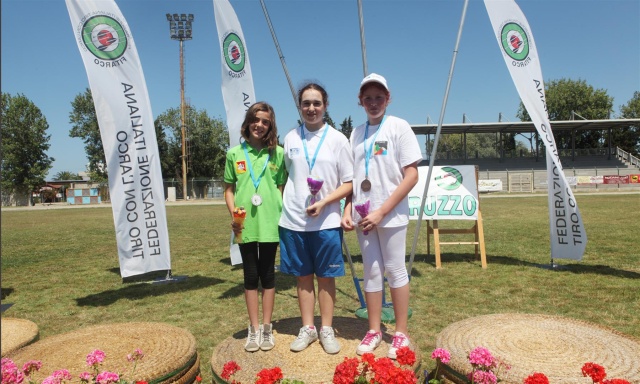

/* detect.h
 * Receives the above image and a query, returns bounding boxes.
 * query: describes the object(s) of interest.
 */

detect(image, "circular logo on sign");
[223,33,246,72]
[82,15,127,60]
[435,167,463,191]
[500,22,529,61]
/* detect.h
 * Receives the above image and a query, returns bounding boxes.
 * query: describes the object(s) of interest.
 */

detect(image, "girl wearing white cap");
[341,73,422,359]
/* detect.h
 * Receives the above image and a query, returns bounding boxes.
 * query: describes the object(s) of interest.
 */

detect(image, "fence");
[163,178,226,201]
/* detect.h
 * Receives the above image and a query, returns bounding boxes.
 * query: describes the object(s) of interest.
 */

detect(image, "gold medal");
[361,179,371,192]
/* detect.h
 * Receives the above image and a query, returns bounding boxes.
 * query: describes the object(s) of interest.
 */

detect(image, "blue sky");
[2,0,639,180]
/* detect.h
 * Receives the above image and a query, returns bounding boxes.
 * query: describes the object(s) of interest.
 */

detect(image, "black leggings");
[239,242,278,290]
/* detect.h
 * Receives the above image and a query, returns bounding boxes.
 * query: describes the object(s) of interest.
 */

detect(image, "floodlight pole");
[167,13,194,201]
[408,0,469,273]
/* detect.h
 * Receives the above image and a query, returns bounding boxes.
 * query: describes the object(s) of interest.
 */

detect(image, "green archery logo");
[82,15,127,60]
[223,33,246,73]
[435,167,463,191]
[500,22,529,61]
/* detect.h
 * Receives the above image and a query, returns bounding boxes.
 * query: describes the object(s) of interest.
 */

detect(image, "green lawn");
[1,193,639,382]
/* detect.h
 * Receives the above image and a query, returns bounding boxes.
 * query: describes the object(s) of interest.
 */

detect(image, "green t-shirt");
[224,143,286,242]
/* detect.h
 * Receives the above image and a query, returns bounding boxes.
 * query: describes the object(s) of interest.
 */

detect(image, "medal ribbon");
[242,142,270,191]
[364,115,386,179]
[301,123,329,173]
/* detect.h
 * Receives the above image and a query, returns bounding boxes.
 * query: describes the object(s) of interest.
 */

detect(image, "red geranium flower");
[524,372,549,384]
[582,362,607,383]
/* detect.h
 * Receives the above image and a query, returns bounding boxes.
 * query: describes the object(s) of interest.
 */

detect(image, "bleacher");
[420,149,639,193]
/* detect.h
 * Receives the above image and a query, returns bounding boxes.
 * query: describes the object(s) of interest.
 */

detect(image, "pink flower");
[126,349,144,363]
[2,358,25,384]
[21,361,42,377]
[95,371,119,384]
[79,372,93,382]
[467,369,497,384]
[430,348,451,364]
[86,350,106,367]
[468,347,496,369]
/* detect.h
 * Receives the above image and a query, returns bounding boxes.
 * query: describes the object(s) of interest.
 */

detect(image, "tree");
[52,171,80,180]
[155,105,229,181]
[1,93,54,205]
[613,91,640,155]
[69,88,106,179]
[339,116,354,139]
[516,78,613,150]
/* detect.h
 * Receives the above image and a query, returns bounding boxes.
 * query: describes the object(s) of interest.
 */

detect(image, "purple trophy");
[354,199,371,235]
[306,176,324,207]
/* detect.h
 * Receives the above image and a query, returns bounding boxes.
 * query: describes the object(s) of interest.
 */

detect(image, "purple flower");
[430,348,451,364]
[354,200,371,234]
[306,177,324,195]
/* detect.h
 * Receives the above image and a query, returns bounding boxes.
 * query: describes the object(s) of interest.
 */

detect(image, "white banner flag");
[66,0,171,277]
[484,0,587,260]
[213,0,256,147]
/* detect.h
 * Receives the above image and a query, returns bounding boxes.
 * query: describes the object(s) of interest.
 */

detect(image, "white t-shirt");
[350,115,423,227]
[279,124,354,231]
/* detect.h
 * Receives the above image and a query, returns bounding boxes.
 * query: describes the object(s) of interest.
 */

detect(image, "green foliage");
[155,105,229,183]
[52,171,80,181]
[1,92,53,198]
[614,91,640,155]
[339,116,354,139]
[69,88,106,178]
[516,78,614,150]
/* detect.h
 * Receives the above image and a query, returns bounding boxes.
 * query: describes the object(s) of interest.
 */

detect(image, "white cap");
[360,73,388,91]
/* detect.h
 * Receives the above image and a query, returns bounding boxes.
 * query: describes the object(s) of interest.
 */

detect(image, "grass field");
[1,193,639,382]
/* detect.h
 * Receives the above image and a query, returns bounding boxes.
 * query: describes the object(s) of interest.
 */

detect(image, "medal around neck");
[251,194,263,206]
[361,179,372,192]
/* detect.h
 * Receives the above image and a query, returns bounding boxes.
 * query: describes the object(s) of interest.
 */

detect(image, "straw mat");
[6,322,199,384]
[434,313,640,384]
[210,316,421,384]
[1,317,39,357]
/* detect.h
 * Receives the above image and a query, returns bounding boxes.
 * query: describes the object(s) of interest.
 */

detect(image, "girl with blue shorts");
[279,82,353,355]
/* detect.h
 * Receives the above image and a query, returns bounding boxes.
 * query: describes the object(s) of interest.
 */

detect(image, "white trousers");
[357,225,409,292]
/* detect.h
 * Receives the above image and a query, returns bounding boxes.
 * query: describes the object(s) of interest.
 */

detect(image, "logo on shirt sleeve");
[236,160,247,174]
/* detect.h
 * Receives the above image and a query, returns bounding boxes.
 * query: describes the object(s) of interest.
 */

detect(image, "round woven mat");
[435,313,640,384]
[6,322,198,384]
[211,316,421,384]
[1,317,39,357]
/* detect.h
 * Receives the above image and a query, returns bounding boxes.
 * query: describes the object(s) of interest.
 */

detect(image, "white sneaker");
[387,331,410,359]
[260,323,275,351]
[290,325,318,352]
[244,325,261,352]
[356,330,382,355]
[319,326,341,354]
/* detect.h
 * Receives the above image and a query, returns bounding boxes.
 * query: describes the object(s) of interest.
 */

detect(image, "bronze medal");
[361,179,371,192]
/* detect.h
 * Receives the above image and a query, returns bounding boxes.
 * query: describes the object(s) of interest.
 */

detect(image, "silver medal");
[251,194,263,206]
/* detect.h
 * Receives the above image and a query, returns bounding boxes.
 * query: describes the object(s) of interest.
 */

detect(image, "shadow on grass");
[75,275,224,307]
[1,287,14,299]
[410,253,640,279]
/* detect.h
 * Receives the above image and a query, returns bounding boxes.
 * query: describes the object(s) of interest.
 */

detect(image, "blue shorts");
[278,227,345,278]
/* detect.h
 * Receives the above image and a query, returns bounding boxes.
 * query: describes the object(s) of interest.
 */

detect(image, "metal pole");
[408,0,469,273]
[259,0,302,120]
[357,0,368,77]
[180,39,188,200]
